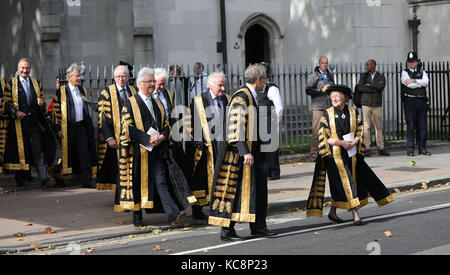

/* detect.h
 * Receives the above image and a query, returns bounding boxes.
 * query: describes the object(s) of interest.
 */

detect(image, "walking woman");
[306,85,394,225]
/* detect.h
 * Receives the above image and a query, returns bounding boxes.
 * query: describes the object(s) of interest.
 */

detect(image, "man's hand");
[321,84,330,93]
[149,135,166,147]
[37,98,45,106]
[243,153,254,167]
[16,111,27,120]
[405,79,416,85]
[56,131,63,139]
[107,138,118,148]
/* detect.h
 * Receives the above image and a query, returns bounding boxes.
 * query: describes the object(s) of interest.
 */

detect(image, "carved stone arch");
[238,13,284,66]
[238,13,284,40]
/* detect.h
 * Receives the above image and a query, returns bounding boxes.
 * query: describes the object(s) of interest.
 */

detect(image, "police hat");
[326,84,352,99]
[407,50,419,62]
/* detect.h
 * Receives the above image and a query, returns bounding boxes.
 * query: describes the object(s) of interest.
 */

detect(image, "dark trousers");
[150,153,180,218]
[404,97,428,153]
[73,121,93,186]
[262,150,280,178]
[222,160,268,236]
[15,130,48,185]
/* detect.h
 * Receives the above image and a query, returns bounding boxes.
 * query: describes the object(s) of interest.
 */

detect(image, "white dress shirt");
[267,85,284,124]
[401,68,429,89]
[68,83,84,122]
[189,72,208,100]
[246,83,258,106]
[153,91,170,117]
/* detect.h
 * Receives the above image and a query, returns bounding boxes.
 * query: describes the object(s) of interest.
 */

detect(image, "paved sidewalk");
[1,140,450,252]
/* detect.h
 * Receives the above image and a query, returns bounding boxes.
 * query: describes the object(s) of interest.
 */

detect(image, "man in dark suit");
[52,63,97,188]
[97,65,137,193]
[185,72,230,219]
[117,67,196,227]
[2,58,55,189]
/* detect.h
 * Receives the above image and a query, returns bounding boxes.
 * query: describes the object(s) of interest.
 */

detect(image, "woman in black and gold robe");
[306,85,393,225]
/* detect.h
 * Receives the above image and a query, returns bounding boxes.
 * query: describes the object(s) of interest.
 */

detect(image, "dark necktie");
[119,88,127,106]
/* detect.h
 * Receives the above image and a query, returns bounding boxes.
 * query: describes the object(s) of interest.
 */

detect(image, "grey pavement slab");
[1,140,450,252]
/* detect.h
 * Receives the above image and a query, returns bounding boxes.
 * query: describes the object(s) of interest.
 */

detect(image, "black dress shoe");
[268,176,280,181]
[169,210,187,228]
[133,211,143,227]
[250,229,277,237]
[353,219,365,226]
[407,152,415,157]
[419,150,432,156]
[192,206,208,220]
[328,213,344,224]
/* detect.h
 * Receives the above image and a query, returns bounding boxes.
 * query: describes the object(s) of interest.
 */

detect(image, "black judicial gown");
[306,105,394,217]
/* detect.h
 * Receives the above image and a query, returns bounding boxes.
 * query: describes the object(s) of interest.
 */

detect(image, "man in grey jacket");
[306,56,334,160]
[357,59,389,156]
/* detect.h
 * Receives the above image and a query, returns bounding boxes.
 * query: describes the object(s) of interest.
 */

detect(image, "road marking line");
[172,202,450,255]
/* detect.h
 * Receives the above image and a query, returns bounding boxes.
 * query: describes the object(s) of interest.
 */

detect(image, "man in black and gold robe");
[2,58,57,189]
[0,77,11,173]
[51,63,97,188]
[208,64,277,241]
[97,65,137,193]
[185,72,230,219]
[306,85,393,225]
[117,67,196,228]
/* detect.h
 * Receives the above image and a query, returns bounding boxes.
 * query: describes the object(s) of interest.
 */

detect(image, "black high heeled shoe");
[328,213,344,224]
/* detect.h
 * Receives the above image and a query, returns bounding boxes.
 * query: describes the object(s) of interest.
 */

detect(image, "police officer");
[401,51,431,156]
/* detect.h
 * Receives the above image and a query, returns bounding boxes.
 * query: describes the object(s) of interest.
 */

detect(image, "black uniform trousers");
[404,97,428,153]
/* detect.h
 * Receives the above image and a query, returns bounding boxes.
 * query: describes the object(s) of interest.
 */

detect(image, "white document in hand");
[140,127,160,152]
[342,133,357,158]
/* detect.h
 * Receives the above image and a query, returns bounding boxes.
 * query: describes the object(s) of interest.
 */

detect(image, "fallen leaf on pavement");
[25,223,33,226]
[314,232,320,235]
[128,234,137,238]
[421,182,428,189]
[182,227,191,231]
[153,245,162,251]
[14,233,26,237]
[165,249,172,253]
[120,242,128,245]
[30,243,42,248]
[76,213,83,217]
[16,238,24,241]
[394,188,401,194]
[162,239,168,242]
[203,249,209,253]
[86,248,95,253]
[384,231,392,237]
[45,227,55,234]
[117,219,127,225]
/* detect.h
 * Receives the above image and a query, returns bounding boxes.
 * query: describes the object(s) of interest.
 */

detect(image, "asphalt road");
[25,185,450,256]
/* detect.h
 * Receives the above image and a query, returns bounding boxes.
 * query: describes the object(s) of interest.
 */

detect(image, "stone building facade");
[1,0,449,90]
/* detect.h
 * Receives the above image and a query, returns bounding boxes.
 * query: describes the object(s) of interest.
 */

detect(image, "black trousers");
[404,97,428,153]
[15,129,48,185]
[262,149,280,178]
[151,154,180,218]
[222,160,268,236]
[72,121,93,186]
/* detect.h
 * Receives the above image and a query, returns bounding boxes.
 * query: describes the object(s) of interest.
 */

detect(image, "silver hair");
[154,67,169,82]
[114,65,129,76]
[136,67,155,83]
[66,63,82,78]
[18,58,31,66]
[244,64,266,83]
[207,71,226,89]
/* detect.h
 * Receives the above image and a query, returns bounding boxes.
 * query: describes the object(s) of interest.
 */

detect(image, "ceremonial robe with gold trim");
[51,85,97,176]
[306,105,394,217]
[208,86,259,227]
[97,84,136,191]
[0,78,11,172]
[2,77,59,172]
[116,94,196,212]
[185,92,230,206]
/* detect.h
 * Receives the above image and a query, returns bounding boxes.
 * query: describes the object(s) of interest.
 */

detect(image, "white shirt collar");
[68,83,78,93]
[319,69,327,75]
[246,83,258,103]
[116,84,127,92]
[209,89,218,100]
[19,76,29,82]
[138,91,152,101]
